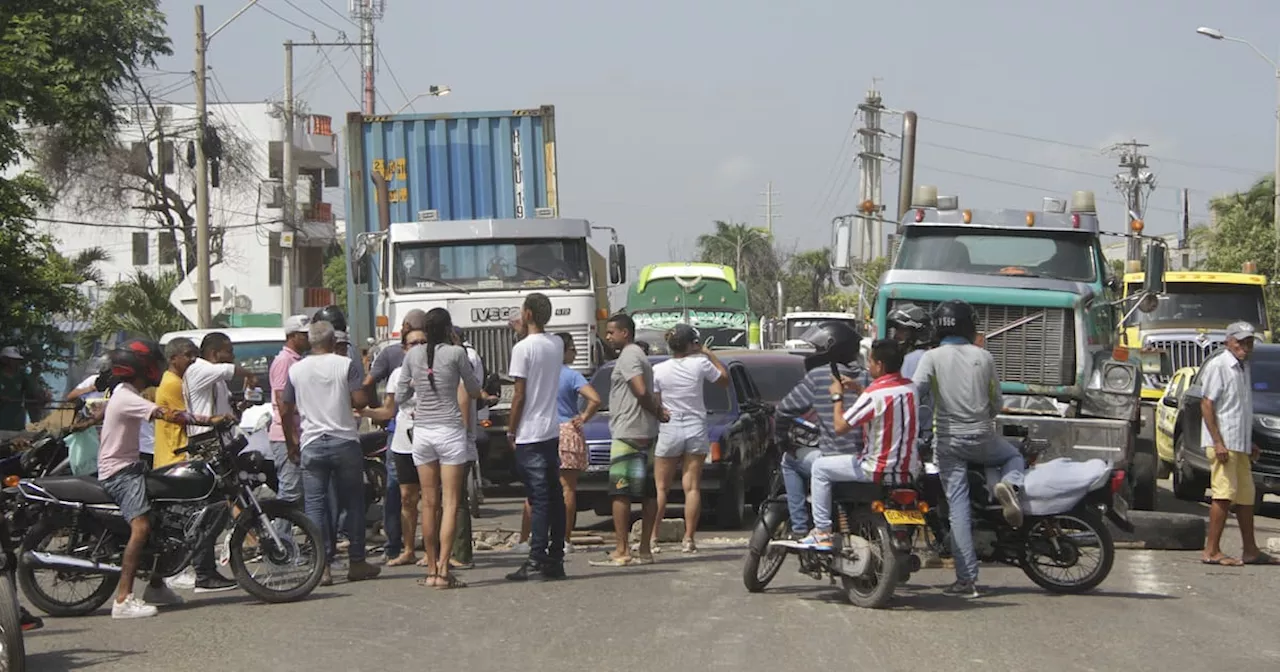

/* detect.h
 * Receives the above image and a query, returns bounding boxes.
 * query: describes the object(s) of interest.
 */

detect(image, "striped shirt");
[777,364,871,455]
[843,373,921,482]
[1199,350,1253,453]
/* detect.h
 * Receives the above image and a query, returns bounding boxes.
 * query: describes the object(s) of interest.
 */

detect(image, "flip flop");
[588,555,635,567]
[1201,555,1244,566]
[1243,552,1280,565]
[386,554,417,567]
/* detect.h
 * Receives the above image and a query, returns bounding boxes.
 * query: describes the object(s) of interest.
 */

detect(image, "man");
[589,314,666,567]
[885,303,930,380]
[451,326,486,570]
[182,333,255,593]
[505,294,568,580]
[364,309,430,403]
[1200,322,1278,566]
[0,347,49,431]
[335,331,353,359]
[154,339,197,468]
[280,321,381,585]
[268,316,311,529]
[912,300,1023,598]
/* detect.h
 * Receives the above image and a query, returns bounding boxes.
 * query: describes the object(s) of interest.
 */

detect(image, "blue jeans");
[936,433,1026,583]
[382,449,402,557]
[781,449,823,534]
[268,441,303,539]
[516,438,565,565]
[301,435,367,564]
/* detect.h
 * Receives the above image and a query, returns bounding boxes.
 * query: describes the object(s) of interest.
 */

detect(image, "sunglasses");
[407,339,428,347]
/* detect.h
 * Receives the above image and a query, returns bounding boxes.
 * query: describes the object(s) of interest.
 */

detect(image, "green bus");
[625,263,757,349]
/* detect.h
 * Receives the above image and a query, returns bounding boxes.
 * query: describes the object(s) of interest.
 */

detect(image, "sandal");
[416,557,430,567]
[588,555,635,567]
[436,573,467,589]
[416,573,439,587]
[1201,555,1244,566]
[387,554,418,567]
[1243,552,1280,565]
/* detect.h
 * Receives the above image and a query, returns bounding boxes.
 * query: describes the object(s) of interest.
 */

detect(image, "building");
[26,101,341,327]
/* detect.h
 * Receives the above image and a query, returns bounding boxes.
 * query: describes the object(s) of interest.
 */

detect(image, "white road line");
[1127,549,1173,596]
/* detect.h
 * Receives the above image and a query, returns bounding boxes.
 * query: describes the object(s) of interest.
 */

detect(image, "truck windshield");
[632,310,750,349]
[1124,282,1267,330]
[393,238,590,293]
[895,227,1097,282]
[787,318,858,341]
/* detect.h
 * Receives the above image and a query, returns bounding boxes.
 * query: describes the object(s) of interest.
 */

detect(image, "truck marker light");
[914,208,926,223]
[962,210,972,224]
[1071,213,1081,228]
[1025,212,1035,227]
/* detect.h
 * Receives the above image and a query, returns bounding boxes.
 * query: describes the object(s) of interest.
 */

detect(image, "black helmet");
[887,303,929,332]
[109,339,165,388]
[312,305,347,333]
[800,320,861,370]
[933,300,977,341]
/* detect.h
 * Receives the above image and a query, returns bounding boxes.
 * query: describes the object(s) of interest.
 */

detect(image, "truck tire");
[1131,451,1158,511]
[1109,511,1206,551]
[1172,439,1209,502]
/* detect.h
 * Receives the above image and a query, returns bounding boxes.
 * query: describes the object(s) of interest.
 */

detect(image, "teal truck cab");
[847,187,1160,510]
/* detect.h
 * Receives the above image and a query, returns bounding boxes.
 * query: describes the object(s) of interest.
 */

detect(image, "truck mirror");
[609,243,627,284]
[832,222,852,271]
[1142,242,1166,295]
[351,257,369,285]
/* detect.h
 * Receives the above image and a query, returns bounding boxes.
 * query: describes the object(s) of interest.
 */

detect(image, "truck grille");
[588,441,611,467]
[1146,338,1223,378]
[461,324,593,378]
[892,300,1075,386]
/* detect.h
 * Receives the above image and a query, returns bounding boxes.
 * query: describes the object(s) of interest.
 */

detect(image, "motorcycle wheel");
[17,518,116,618]
[839,509,900,609]
[0,576,25,672]
[742,503,789,593]
[227,500,325,604]
[1019,506,1115,594]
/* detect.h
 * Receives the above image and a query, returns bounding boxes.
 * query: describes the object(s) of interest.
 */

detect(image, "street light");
[394,86,451,114]
[1197,26,1280,248]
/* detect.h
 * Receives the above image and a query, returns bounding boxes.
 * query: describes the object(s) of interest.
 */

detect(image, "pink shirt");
[98,383,158,479]
[268,345,304,442]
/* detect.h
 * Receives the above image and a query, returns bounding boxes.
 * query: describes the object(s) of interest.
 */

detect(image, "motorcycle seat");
[27,475,115,505]
[359,431,388,456]
[831,482,884,502]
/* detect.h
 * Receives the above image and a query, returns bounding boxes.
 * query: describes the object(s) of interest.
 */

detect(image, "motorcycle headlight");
[1258,415,1280,431]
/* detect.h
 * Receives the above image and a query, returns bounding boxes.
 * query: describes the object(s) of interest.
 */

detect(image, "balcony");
[294,202,336,243]
[297,287,336,317]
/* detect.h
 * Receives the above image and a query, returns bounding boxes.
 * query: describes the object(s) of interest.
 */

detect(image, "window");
[1123,282,1267,330]
[128,142,150,175]
[158,231,178,265]
[131,232,149,266]
[588,362,732,414]
[159,141,175,174]
[895,227,1097,282]
[268,232,283,286]
[393,238,591,293]
[743,359,808,403]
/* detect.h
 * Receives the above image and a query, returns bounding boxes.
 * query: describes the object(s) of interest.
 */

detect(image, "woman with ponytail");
[395,308,482,589]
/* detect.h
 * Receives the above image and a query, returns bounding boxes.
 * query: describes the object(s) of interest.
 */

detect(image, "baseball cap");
[284,314,311,335]
[669,323,700,346]
[403,309,428,332]
[0,347,22,360]
[1227,321,1257,341]
[335,330,351,344]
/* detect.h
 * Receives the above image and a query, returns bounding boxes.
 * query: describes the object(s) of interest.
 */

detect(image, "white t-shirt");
[385,366,414,455]
[282,353,364,448]
[653,356,722,417]
[507,333,564,445]
[464,346,489,424]
[183,358,235,436]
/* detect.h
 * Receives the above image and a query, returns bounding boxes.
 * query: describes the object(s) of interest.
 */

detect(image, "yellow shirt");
[153,370,187,467]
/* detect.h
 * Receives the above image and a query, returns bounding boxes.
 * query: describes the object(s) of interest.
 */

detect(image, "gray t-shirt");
[370,346,405,385]
[609,343,658,440]
[396,343,479,429]
[911,342,1002,438]
[282,353,365,448]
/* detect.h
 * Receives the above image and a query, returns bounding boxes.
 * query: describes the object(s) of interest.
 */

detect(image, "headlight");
[1103,363,1136,392]
[1258,415,1280,431]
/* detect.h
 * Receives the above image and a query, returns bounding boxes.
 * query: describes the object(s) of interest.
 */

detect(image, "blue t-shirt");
[557,366,588,422]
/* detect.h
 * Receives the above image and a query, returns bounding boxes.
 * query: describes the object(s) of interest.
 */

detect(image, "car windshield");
[228,341,283,377]
[393,238,590,293]
[786,318,857,342]
[895,226,1097,282]
[1124,282,1267,330]
[1253,352,1280,394]
[589,363,732,413]
[741,358,807,403]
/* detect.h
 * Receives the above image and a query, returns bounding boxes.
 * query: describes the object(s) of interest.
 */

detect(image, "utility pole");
[1110,139,1156,264]
[352,0,385,114]
[282,40,295,317]
[857,83,887,259]
[194,5,212,328]
[760,181,780,235]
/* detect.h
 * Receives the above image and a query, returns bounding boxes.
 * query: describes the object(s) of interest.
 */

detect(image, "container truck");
[343,106,626,481]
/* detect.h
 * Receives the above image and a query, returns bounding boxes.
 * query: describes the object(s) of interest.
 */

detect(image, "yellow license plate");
[883,510,925,526]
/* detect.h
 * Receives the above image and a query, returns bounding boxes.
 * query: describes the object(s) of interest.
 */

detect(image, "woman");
[360,329,428,567]
[650,324,728,553]
[396,309,482,589]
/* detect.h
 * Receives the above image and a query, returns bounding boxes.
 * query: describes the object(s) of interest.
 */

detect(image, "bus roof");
[636,263,738,292]
[1122,271,1267,286]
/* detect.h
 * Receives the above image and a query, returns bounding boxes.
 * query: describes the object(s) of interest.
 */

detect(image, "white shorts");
[412,425,470,466]
[655,414,710,458]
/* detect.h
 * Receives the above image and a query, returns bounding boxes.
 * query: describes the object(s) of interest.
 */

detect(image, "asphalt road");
[21,481,1280,672]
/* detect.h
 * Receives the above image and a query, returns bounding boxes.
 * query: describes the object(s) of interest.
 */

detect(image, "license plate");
[586,464,608,473]
[883,509,925,526]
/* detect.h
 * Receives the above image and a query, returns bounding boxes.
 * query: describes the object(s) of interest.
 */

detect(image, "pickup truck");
[577,350,805,528]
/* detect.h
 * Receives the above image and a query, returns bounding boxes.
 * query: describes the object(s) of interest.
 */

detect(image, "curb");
[1109,511,1206,551]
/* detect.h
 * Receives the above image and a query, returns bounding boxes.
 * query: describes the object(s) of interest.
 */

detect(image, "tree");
[47,247,112,287]
[0,0,170,368]
[695,220,783,313]
[1191,175,1280,329]
[784,249,833,311]
[80,270,189,345]
[323,247,348,309]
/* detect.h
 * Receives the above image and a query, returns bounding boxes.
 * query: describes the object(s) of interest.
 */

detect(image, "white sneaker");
[511,541,531,554]
[165,568,196,591]
[142,583,185,607]
[111,596,158,620]
[564,542,574,555]
[218,535,232,567]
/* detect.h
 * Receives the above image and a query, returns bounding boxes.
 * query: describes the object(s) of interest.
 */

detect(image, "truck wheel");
[1131,452,1158,511]
[1172,441,1209,502]
[1157,460,1172,480]
[715,465,746,529]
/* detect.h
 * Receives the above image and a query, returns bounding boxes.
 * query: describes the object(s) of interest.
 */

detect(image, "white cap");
[0,347,22,360]
[1227,321,1258,341]
[284,314,311,335]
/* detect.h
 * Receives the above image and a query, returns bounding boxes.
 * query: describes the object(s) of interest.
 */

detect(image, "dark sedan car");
[577,350,806,528]
[1172,344,1280,506]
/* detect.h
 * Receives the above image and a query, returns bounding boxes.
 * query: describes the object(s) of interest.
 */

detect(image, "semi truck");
[343,106,625,480]
[840,186,1164,510]
[762,310,861,351]
[624,262,758,349]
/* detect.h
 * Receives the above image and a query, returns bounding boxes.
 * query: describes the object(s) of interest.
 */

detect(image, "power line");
[257,4,312,33]
[319,0,360,27]
[280,0,345,34]
[319,48,362,108]
[375,45,412,111]
[919,141,1113,180]
[31,212,279,231]
[808,113,859,222]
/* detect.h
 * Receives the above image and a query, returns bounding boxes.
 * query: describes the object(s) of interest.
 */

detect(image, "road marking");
[1128,549,1172,595]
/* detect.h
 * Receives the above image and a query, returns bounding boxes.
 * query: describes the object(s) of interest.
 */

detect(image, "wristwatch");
[830,393,843,403]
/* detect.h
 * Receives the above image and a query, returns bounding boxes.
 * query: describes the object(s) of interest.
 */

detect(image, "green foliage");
[323,248,348,309]
[1192,175,1280,331]
[80,270,189,345]
[695,220,781,313]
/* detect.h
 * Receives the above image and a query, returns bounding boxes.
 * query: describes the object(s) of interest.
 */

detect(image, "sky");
[150,0,1280,270]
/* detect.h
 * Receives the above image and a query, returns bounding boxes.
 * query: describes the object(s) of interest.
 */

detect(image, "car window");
[740,358,808,403]
[588,363,732,413]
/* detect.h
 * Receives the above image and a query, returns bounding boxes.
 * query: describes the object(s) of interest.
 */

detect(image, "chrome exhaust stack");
[23,551,122,575]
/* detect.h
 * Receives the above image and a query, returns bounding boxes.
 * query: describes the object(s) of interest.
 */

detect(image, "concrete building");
[27,101,341,326]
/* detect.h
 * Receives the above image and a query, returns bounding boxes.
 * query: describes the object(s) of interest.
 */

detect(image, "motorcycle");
[14,425,325,617]
[0,485,31,672]
[359,431,388,534]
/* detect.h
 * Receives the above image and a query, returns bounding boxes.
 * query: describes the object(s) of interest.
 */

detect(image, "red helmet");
[110,339,165,388]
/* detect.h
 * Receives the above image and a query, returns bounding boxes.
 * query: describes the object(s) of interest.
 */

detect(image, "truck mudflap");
[996,414,1131,468]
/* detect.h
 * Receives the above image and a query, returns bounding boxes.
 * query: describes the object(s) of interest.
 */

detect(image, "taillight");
[1110,470,1126,495]
[889,489,917,507]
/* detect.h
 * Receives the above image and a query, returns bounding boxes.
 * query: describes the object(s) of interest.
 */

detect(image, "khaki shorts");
[1205,447,1256,505]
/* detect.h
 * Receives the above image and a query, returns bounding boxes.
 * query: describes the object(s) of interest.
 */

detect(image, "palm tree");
[695,220,773,272]
[80,270,190,347]
[69,247,110,286]
[787,249,833,311]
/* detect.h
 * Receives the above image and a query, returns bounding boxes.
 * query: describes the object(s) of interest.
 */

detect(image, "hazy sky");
[152,0,1279,269]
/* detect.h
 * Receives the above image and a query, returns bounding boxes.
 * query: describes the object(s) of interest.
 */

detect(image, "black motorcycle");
[0,485,30,672]
[14,426,326,617]
[360,431,388,534]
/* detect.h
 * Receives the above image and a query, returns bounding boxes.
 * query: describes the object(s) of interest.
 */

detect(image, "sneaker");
[681,539,698,554]
[564,542,574,555]
[336,539,351,553]
[511,541,531,554]
[111,596,158,620]
[320,566,333,586]
[142,583,185,607]
[348,560,382,582]
[540,562,567,580]
[797,530,833,551]
[505,560,545,582]
[19,607,42,632]
[218,535,231,567]
[193,574,237,594]
[942,580,980,598]
[993,482,1024,528]
[165,567,196,591]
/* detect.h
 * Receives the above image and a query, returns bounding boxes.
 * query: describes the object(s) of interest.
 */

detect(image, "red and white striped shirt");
[842,373,921,483]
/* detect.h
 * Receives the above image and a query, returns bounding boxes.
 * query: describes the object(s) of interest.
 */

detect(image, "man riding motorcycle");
[886,303,930,380]
[773,321,871,540]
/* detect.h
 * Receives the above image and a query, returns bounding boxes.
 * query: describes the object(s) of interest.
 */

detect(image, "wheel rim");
[25,524,113,610]
[842,518,889,598]
[236,515,321,594]
[1023,513,1106,587]
[755,518,789,582]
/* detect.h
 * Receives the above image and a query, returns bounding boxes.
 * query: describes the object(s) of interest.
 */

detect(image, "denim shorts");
[101,463,150,523]
[411,425,469,466]
[655,414,710,458]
